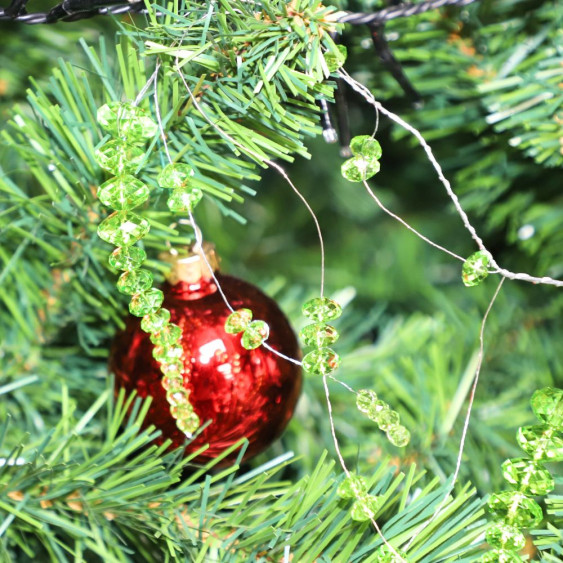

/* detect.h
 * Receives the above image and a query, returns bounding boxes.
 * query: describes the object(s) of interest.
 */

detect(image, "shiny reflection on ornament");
[198,338,226,365]
[217,362,234,379]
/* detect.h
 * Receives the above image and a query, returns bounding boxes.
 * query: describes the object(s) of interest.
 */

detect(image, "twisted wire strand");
[0,0,477,24]
[338,0,477,25]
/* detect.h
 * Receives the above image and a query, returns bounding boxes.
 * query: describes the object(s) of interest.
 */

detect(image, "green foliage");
[0,386,486,562]
[1,0,563,560]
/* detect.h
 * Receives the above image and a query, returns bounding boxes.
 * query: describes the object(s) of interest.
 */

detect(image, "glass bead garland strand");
[481,386,563,562]
[94,101,200,436]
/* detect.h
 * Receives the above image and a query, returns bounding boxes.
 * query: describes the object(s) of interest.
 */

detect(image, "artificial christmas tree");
[0,0,562,561]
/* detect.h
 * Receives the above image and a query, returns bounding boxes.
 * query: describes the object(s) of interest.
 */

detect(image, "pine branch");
[0,382,487,561]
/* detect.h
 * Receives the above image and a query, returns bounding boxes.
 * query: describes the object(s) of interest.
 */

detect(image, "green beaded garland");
[141,308,171,333]
[517,424,563,461]
[97,211,150,247]
[129,288,164,317]
[153,343,183,363]
[97,175,150,210]
[171,403,195,420]
[501,458,554,495]
[337,473,367,499]
[161,373,184,392]
[366,399,390,423]
[377,409,400,431]
[94,140,145,175]
[387,425,411,447]
[485,522,526,551]
[299,323,339,347]
[167,187,203,213]
[241,320,270,350]
[462,251,490,287]
[373,546,408,562]
[97,102,157,141]
[166,387,191,407]
[350,494,380,522]
[157,163,195,189]
[176,412,200,435]
[150,323,183,346]
[116,269,153,295]
[302,297,342,322]
[350,135,382,160]
[109,246,147,271]
[341,155,381,183]
[487,491,543,528]
[356,389,378,414]
[302,347,341,376]
[530,386,563,428]
[224,309,253,334]
[481,549,523,563]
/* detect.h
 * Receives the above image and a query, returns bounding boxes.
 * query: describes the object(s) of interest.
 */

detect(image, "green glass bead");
[176,412,200,435]
[367,399,390,423]
[517,424,563,461]
[462,251,490,287]
[97,175,150,210]
[167,187,203,213]
[387,425,411,447]
[241,320,270,350]
[350,135,382,160]
[302,297,342,322]
[98,211,150,247]
[341,155,381,182]
[302,347,340,376]
[116,268,153,295]
[109,246,147,271]
[487,491,543,528]
[299,323,339,347]
[157,163,195,189]
[141,308,171,333]
[160,361,183,378]
[325,44,347,72]
[481,549,523,563]
[129,288,164,317]
[373,545,408,562]
[97,102,157,141]
[171,402,195,420]
[94,140,145,175]
[153,343,183,363]
[501,458,554,495]
[337,473,367,499]
[530,387,563,428]
[485,522,526,551]
[377,409,400,431]
[224,309,253,334]
[350,494,380,522]
[166,387,190,407]
[161,373,184,392]
[356,389,378,414]
[150,323,182,346]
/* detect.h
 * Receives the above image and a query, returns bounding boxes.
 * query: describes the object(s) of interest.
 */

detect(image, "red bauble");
[110,248,302,465]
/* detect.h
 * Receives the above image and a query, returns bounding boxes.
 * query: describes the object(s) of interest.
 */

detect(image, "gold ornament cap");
[159,242,220,285]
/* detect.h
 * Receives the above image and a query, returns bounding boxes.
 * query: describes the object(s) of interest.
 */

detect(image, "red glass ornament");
[110,255,302,465]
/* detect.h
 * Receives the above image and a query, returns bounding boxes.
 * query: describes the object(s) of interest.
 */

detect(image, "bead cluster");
[482,386,562,562]
[337,473,381,522]
[157,162,202,214]
[462,250,491,287]
[300,297,342,375]
[356,390,410,447]
[224,308,270,350]
[95,102,199,436]
[341,135,382,183]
